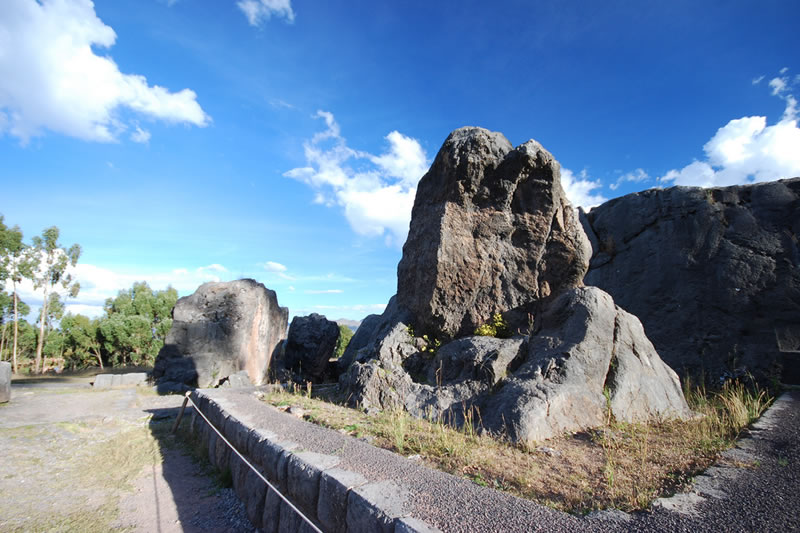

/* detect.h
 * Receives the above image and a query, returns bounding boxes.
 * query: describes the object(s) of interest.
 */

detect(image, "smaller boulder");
[280,313,341,382]
[0,361,10,403]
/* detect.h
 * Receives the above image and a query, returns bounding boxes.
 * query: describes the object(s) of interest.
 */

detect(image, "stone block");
[121,372,148,386]
[346,480,410,533]
[0,361,10,403]
[244,468,267,529]
[262,488,282,533]
[93,374,113,388]
[317,468,368,533]
[286,451,340,519]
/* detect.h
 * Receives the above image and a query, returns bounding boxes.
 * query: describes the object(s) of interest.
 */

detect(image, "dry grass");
[262,379,772,514]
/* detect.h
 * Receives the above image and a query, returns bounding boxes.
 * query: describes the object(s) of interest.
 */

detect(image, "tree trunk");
[92,347,104,370]
[0,320,7,361]
[34,285,48,374]
[12,284,19,374]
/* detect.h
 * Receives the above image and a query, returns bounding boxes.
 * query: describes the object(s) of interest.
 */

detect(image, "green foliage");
[61,314,104,369]
[98,282,178,367]
[333,324,354,359]
[474,313,511,338]
[422,334,441,354]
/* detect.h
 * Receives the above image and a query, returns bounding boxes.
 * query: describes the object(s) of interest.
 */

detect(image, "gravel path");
[0,377,254,533]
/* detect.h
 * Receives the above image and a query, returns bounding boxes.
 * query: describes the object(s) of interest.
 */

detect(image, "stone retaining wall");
[188,389,440,533]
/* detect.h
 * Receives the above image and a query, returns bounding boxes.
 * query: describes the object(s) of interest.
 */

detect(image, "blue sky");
[2,0,799,321]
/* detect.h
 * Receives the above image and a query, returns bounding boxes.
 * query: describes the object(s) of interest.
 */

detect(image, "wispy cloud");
[131,126,151,144]
[262,261,288,273]
[304,289,343,294]
[560,168,607,208]
[609,168,650,191]
[237,0,295,26]
[285,111,430,246]
[661,69,800,187]
[0,0,209,144]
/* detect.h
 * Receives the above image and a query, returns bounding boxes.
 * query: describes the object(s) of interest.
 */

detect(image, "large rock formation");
[583,178,800,383]
[397,127,591,339]
[153,279,288,389]
[340,127,690,443]
[273,313,340,383]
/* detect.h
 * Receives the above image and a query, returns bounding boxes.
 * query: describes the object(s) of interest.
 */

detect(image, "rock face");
[0,361,10,403]
[153,279,288,388]
[276,313,340,383]
[340,127,690,443]
[583,178,800,383]
[397,127,591,339]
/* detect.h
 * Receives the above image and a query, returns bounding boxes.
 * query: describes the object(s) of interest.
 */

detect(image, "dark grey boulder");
[397,127,591,339]
[583,178,800,384]
[338,313,382,373]
[153,279,288,388]
[0,361,10,403]
[276,313,340,383]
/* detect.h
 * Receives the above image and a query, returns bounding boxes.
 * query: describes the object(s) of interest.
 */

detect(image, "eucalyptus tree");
[61,313,104,369]
[0,216,29,373]
[30,227,81,374]
[100,282,178,367]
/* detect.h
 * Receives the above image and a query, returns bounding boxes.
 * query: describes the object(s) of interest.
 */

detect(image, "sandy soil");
[0,376,254,532]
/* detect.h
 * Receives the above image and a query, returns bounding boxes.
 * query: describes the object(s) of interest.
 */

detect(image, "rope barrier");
[173,391,323,533]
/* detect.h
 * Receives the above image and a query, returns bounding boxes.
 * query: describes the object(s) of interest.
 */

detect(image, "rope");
[181,393,323,533]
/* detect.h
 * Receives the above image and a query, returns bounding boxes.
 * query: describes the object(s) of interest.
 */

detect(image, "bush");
[474,313,511,338]
[332,324,354,359]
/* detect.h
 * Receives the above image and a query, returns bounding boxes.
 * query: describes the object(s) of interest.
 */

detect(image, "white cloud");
[6,262,233,319]
[285,111,430,246]
[237,0,295,26]
[752,75,765,85]
[661,70,800,187]
[0,0,209,144]
[609,168,650,191]
[130,126,151,144]
[304,289,343,294]
[262,261,288,272]
[560,168,607,208]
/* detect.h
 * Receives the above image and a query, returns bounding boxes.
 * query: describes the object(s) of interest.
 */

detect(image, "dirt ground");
[0,376,254,532]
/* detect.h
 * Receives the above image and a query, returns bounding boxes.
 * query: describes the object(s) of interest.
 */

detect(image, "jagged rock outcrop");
[397,127,591,339]
[273,313,340,383]
[340,127,690,443]
[153,279,288,389]
[583,178,800,383]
